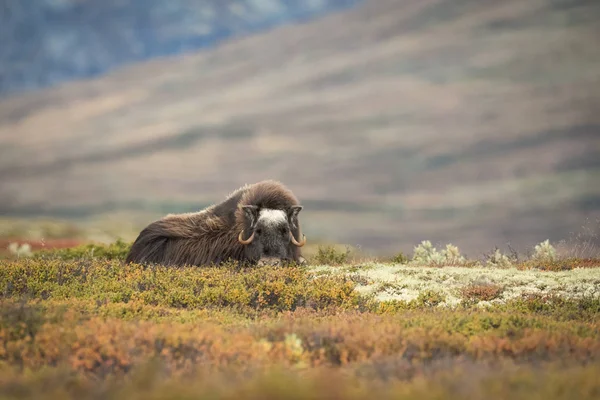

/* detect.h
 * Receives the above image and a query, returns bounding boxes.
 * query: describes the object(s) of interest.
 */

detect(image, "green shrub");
[415,289,446,307]
[0,258,366,314]
[312,245,351,265]
[33,239,132,261]
[390,251,410,264]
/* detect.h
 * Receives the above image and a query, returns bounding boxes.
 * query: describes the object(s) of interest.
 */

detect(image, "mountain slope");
[0,0,361,97]
[1,0,599,255]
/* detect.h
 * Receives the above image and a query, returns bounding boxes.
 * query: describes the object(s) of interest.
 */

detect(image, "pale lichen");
[310,262,600,308]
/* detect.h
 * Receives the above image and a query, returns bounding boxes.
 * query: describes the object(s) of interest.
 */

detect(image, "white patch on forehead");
[257,208,287,226]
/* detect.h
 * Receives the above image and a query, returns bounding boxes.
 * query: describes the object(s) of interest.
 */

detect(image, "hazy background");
[0,0,599,258]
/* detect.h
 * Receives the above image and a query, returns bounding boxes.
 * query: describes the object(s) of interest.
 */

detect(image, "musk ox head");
[237,204,306,266]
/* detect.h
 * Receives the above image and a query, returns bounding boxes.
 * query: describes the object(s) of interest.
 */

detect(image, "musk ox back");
[124,180,307,267]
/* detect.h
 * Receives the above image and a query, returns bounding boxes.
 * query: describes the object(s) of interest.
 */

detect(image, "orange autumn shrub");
[459,283,504,302]
[1,300,599,378]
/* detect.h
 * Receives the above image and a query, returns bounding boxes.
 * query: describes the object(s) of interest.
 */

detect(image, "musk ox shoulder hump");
[237,180,300,208]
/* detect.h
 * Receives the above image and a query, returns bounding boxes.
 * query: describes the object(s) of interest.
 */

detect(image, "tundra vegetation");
[1,232,599,400]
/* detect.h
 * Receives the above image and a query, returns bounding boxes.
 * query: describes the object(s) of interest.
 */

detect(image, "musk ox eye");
[280,227,288,235]
[256,228,262,235]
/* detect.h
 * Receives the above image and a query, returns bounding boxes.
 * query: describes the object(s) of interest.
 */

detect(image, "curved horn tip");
[238,229,254,245]
[290,233,306,247]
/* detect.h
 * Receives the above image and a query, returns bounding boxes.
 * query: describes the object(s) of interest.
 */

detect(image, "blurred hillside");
[0,0,360,96]
[0,0,599,256]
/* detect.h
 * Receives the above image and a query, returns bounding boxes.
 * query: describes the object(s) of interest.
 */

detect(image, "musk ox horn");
[290,230,306,247]
[238,229,255,245]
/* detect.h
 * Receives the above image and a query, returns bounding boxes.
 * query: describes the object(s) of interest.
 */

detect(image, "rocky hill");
[0,0,599,256]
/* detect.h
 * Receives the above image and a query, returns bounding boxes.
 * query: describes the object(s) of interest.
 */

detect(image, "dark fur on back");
[125,180,304,267]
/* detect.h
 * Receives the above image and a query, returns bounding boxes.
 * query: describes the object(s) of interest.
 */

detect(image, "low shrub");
[390,251,410,264]
[532,239,557,262]
[0,258,366,314]
[1,236,599,399]
[32,239,132,261]
[460,283,504,303]
[484,248,514,269]
[312,245,351,265]
[408,241,473,267]
[517,257,600,271]
[1,299,599,380]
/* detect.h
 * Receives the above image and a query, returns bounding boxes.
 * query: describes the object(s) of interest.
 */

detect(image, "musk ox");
[124,180,307,267]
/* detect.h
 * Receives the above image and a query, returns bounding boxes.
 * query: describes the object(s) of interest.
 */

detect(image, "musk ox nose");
[257,257,281,267]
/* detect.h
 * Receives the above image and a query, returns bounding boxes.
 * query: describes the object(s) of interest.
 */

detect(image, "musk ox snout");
[257,257,282,267]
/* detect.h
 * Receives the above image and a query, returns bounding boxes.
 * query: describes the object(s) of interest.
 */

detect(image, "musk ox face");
[237,204,305,266]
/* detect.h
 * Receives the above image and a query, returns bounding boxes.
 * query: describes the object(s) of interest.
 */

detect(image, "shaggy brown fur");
[125,180,306,267]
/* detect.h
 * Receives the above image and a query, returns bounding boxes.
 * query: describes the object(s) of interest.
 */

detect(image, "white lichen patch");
[308,262,600,307]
